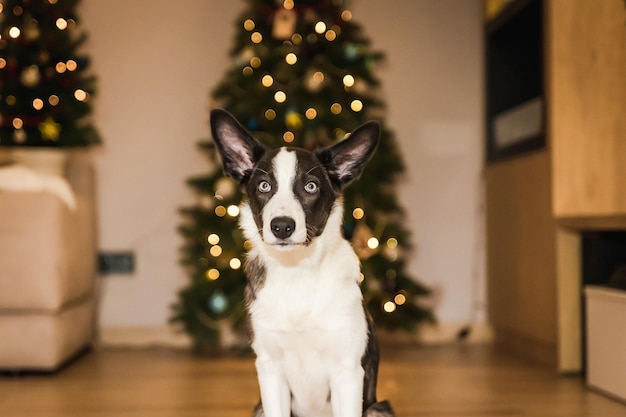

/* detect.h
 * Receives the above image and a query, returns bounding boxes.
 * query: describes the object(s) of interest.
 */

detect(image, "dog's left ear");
[210,109,267,184]
[316,121,380,190]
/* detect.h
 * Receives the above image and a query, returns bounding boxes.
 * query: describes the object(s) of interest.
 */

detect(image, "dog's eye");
[258,181,272,193]
[304,181,318,194]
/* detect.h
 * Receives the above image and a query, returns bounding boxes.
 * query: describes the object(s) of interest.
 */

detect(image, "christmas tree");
[172,0,434,353]
[0,0,99,147]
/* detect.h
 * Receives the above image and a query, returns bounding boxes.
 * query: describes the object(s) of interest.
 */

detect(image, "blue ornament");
[208,291,228,314]
[247,118,259,130]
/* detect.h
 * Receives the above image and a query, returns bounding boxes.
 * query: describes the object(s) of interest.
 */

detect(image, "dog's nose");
[270,216,296,239]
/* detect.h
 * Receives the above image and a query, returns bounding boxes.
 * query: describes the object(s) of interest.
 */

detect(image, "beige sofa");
[0,154,97,371]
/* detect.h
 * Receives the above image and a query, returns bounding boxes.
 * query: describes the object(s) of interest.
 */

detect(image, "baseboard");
[99,326,193,349]
[100,321,493,349]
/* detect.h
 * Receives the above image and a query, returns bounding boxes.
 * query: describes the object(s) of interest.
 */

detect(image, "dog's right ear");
[210,109,267,184]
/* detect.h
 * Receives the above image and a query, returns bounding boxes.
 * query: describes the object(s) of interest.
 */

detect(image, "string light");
[387,238,398,248]
[66,60,78,71]
[315,21,327,34]
[353,207,364,219]
[49,95,59,106]
[262,75,273,87]
[383,301,396,313]
[283,131,295,143]
[9,27,20,38]
[330,103,342,114]
[229,258,242,270]
[210,245,223,257]
[242,66,253,76]
[250,57,261,68]
[56,62,67,73]
[292,33,302,44]
[305,108,317,119]
[6,95,16,105]
[206,269,220,280]
[283,0,294,9]
[325,30,337,41]
[12,118,23,129]
[207,234,220,245]
[0,58,6,69]
[367,237,379,249]
[341,10,353,21]
[243,19,255,31]
[285,53,297,65]
[56,18,68,30]
[265,109,276,120]
[74,89,88,101]
[215,205,226,217]
[227,205,240,217]
[33,98,44,110]
[343,74,355,87]
[394,293,406,305]
[251,32,262,43]
[351,100,363,112]
[274,91,286,103]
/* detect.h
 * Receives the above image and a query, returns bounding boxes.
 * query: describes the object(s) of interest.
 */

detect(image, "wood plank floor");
[0,344,625,417]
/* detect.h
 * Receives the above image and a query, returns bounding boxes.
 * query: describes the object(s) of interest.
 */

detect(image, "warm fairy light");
[227,204,240,217]
[243,19,255,31]
[242,66,253,76]
[12,118,23,129]
[285,52,297,65]
[229,258,242,270]
[351,100,363,112]
[251,32,263,43]
[352,207,364,220]
[335,128,346,139]
[6,95,16,105]
[207,233,220,245]
[325,30,337,41]
[215,205,226,217]
[387,238,398,248]
[315,21,327,34]
[74,89,87,101]
[343,74,355,87]
[33,98,44,110]
[210,245,223,257]
[206,269,220,280]
[13,5,23,15]
[49,95,59,106]
[291,33,302,44]
[66,60,77,71]
[330,103,342,114]
[283,131,295,143]
[56,62,67,73]
[9,27,20,38]
[394,293,407,305]
[274,91,286,103]
[262,75,273,87]
[384,301,396,313]
[250,57,261,68]
[331,25,342,36]
[0,58,6,69]
[265,109,276,120]
[305,108,317,120]
[56,18,68,30]
[367,237,379,249]
[313,71,324,83]
[283,0,294,10]
[48,0,58,4]
[341,10,353,21]
[359,273,365,283]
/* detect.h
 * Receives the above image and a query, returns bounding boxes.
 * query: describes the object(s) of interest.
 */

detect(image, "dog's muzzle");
[270,216,296,239]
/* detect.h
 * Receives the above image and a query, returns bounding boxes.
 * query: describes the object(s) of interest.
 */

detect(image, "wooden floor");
[0,344,625,417]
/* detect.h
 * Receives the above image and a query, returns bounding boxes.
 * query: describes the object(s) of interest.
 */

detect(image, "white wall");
[82,0,485,342]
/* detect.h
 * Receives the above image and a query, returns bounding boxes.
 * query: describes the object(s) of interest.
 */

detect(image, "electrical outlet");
[98,252,135,275]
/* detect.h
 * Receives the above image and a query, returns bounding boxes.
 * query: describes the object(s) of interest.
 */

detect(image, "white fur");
[239,151,368,417]
[261,149,308,246]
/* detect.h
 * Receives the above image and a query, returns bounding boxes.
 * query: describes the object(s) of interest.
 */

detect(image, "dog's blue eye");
[258,181,271,193]
[304,181,318,194]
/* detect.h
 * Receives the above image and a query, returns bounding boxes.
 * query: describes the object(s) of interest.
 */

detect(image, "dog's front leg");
[330,362,364,417]
[256,355,290,417]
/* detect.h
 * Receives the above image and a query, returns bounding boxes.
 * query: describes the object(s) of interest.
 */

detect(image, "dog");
[210,109,395,417]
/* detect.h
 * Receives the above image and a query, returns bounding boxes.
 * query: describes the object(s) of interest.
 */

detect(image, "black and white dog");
[210,109,395,417]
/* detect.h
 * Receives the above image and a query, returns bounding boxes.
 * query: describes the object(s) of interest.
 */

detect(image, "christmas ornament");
[345,43,359,61]
[208,290,229,315]
[39,118,61,141]
[272,8,297,40]
[285,110,303,130]
[20,65,41,87]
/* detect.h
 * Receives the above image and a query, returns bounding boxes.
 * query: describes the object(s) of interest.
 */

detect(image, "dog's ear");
[316,121,380,190]
[210,109,267,184]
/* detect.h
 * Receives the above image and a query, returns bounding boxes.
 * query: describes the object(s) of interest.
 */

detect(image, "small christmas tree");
[172,0,434,353]
[0,0,100,147]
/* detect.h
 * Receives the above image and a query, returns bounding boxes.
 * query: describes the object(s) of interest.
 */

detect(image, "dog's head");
[210,109,379,250]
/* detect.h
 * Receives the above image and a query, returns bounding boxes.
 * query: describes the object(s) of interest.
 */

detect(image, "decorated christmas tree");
[0,0,99,147]
[172,0,434,353]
